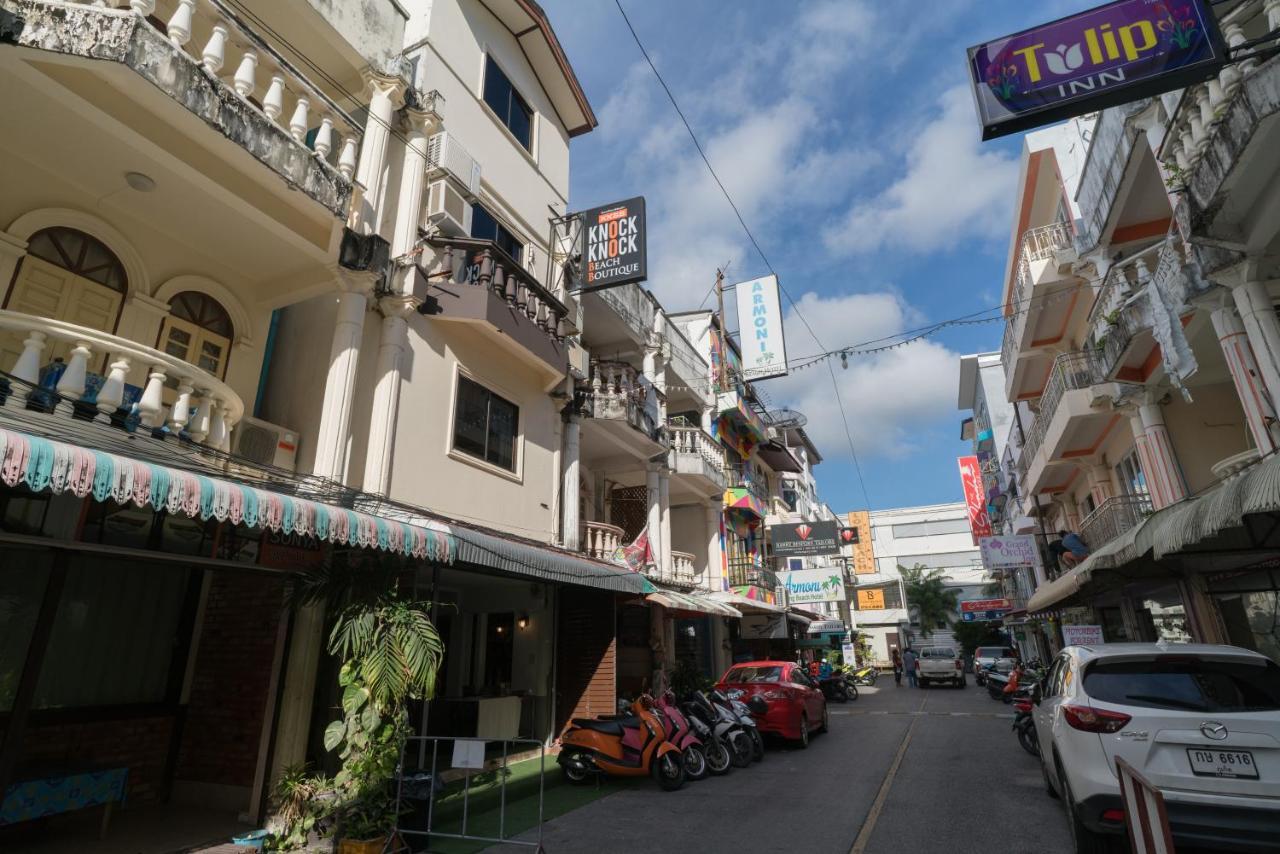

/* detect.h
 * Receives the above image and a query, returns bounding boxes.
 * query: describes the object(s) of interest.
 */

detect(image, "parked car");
[1035,643,1280,854]
[916,646,966,688]
[717,661,828,748]
[973,645,1019,685]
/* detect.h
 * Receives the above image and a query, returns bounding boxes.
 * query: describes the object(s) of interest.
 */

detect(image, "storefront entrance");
[1210,566,1280,663]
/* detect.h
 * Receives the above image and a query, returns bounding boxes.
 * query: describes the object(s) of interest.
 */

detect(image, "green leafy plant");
[952,620,1004,657]
[265,765,333,851]
[667,658,711,697]
[899,564,959,638]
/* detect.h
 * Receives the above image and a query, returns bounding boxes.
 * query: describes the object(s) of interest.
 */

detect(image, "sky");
[542,0,1095,514]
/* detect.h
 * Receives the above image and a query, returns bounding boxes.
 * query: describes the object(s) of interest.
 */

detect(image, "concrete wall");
[306,0,408,66]
[1165,380,1251,494]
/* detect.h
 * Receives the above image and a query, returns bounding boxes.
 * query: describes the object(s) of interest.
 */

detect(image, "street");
[491,680,1073,854]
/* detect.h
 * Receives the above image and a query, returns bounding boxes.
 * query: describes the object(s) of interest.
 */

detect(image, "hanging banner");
[979,535,1040,569]
[855,588,886,610]
[958,456,992,544]
[734,274,788,382]
[968,0,1226,140]
[780,568,847,605]
[575,196,647,292]
[770,520,840,558]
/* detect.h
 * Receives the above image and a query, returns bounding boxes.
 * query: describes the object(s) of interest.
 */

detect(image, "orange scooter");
[558,694,686,791]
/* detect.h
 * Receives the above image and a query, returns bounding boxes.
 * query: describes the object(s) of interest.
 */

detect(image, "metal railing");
[1003,221,1077,377]
[1019,351,1105,479]
[728,559,777,591]
[1080,493,1153,552]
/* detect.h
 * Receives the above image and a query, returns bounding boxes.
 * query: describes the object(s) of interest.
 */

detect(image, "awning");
[1026,525,1142,613]
[646,589,741,618]
[756,441,802,473]
[0,426,453,562]
[724,486,766,517]
[786,609,815,626]
[707,590,785,614]
[448,524,647,593]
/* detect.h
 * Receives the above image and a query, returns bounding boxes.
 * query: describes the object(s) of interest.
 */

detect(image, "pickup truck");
[915,646,966,688]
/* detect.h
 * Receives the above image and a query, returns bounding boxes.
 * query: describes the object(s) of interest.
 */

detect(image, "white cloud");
[822,85,1018,256]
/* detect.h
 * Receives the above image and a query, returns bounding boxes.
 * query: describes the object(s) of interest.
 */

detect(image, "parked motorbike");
[654,691,708,781]
[849,664,878,687]
[716,689,766,762]
[679,692,736,777]
[817,673,850,704]
[558,694,686,790]
[1012,696,1038,756]
[686,690,753,768]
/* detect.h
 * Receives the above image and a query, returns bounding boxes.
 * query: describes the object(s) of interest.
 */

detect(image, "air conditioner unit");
[426,131,481,196]
[424,178,473,236]
[231,416,299,472]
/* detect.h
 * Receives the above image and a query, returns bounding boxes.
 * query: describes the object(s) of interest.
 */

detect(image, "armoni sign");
[968,0,1226,140]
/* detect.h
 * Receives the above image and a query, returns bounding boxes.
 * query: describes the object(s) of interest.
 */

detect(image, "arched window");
[25,227,128,292]
[159,291,234,379]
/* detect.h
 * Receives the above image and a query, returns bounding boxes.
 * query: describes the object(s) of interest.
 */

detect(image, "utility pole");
[714,268,726,393]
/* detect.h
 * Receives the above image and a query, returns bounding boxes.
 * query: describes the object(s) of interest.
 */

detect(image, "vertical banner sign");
[734,275,788,381]
[577,196,647,291]
[968,0,1226,140]
[958,455,992,544]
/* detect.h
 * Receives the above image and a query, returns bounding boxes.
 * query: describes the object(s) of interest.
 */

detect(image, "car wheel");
[1059,764,1123,854]
[797,714,810,749]
[818,703,829,734]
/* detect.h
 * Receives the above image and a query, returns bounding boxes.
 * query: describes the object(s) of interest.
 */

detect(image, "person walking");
[902,647,919,688]
[891,647,903,687]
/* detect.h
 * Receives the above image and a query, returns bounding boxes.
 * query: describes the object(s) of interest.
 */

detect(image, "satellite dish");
[763,408,807,429]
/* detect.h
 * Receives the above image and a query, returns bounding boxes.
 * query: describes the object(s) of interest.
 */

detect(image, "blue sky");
[543,0,1092,513]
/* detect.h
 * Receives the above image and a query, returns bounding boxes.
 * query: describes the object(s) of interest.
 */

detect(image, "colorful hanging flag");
[612,525,654,572]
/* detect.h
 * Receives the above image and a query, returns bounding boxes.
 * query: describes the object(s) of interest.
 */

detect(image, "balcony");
[1020,352,1105,476]
[728,559,777,592]
[580,520,624,562]
[668,422,728,498]
[1079,494,1152,554]
[1002,221,1082,399]
[667,551,697,589]
[0,309,244,450]
[576,360,666,460]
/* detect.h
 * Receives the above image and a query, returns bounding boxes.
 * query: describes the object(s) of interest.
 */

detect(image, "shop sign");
[980,535,1040,569]
[968,0,1226,140]
[958,456,992,544]
[856,588,886,610]
[807,619,848,634]
[574,196,647,292]
[1062,624,1105,645]
[781,568,847,605]
[770,520,840,557]
[741,613,788,639]
[960,598,1012,621]
[734,274,789,381]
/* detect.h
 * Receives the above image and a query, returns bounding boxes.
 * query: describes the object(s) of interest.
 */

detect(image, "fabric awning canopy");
[448,524,647,593]
[707,590,785,614]
[786,610,814,626]
[646,589,741,618]
[1026,524,1141,612]
[0,426,454,562]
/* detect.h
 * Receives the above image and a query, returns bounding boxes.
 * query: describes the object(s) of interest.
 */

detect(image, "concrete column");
[390,109,433,258]
[1231,279,1280,427]
[270,602,325,784]
[1178,575,1227,644]
[659,472,672,577]
[361,301,414,494]
[351,71,406,237]
[1128,410,1163,508]
[313,288,369,481]
[1087,464,1114,510]
[1139,402,1187,508]
[706,502,724,592]
[562,410,581,551]
[1212,304,1280,453]
[646,465,661,570]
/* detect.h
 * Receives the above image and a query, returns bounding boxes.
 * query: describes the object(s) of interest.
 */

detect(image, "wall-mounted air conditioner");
[424,178,473,236]
[230,416,299,472]
[426,131,481,196]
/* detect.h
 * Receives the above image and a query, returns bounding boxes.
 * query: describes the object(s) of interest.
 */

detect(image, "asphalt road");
[488,677,1075,854]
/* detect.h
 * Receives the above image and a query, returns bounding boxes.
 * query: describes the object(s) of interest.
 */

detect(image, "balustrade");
[582,360,662,440]
[671,551,696,587]
[1003,221,1077,374]
[0,310,243,451]
[1020,351,1105,473]
[1079,493,1152,553]
[428,240,571,343]
[668,423,727,485]
[580,520,624,561]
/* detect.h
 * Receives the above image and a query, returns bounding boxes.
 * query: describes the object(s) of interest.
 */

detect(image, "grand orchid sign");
[979,535,1041,569]
[968,0,1226,140]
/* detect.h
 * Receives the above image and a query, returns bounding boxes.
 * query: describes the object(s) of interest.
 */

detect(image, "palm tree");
[899,564,959,638]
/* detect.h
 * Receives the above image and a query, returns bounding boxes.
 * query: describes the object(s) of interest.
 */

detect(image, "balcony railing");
[580,520,624,561]
[1003,221,1077,371]
[1018,351,1104,479]
[1080,493,1152,553]
[427,238,571,342]
[727,559,777,591]
[671,551,696,588]
[668,423,728,490]
[578,360,663,442]
[0,310,244,451]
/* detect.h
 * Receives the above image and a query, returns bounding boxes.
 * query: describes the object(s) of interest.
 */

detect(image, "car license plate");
[1187,748,1259,779]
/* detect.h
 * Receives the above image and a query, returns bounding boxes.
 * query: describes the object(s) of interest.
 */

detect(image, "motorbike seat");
[571,716,638,735]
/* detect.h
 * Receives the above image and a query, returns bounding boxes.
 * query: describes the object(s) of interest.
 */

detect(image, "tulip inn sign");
[968,0,1227,140]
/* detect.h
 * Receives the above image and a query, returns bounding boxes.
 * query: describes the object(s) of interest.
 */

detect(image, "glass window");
[921,648,956,658]
[1114,449,1149,499]
[452,375,520,473]
[788,667,812,686]
[25,227,127,292]
[482,56,533,150]
[724,665,783,683]
[470,203,524,264]
[890,519,974,538]
[0,549,54,711]
[1084,658,1280,712]
[159,292,234,379]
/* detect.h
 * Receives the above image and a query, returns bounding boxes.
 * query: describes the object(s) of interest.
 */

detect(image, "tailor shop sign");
[968,0,1226,139]
[770,520,841,558]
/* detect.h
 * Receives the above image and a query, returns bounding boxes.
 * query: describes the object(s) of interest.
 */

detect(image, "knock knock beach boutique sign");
[734,274,789,381]
[968,0,1226,140]
[577,196,647,291]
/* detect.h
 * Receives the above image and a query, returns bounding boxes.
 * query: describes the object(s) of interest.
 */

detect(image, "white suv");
[1034,643,1280,854]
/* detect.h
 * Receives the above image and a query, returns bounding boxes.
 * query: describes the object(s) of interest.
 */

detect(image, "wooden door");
[2,256,122,371]
[555,587,617,734]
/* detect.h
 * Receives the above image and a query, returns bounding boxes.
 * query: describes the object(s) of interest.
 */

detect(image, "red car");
[717,660,828,747]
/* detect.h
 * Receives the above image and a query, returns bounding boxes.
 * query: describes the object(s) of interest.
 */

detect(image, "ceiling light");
[125,171,156,192]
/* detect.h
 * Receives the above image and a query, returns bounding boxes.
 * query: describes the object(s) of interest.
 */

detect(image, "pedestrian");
[890,647,903,686]
[902,647,918,688]
[1049,529,1090,569]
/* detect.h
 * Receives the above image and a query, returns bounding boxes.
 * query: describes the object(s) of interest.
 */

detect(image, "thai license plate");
[1187,748,1259,779]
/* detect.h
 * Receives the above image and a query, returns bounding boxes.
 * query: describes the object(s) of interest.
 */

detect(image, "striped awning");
[447,524,647,593]
[707,590,785,614]
[646,589,741,617]
[0,426,453,562]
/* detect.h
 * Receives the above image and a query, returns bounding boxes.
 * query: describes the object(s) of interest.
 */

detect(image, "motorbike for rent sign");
[980,535,1040,569]
[734,274,788,382]
[958,456,992,544]
[1062,624,1105,646]
[576,196,647,291]
[781,568,847,605]
[968,0,1227,139]
[770,520,840,558]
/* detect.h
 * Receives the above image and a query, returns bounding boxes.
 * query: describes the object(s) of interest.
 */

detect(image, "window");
[483,612,515,688]
[1083,658,1280,712]
[725,665,783,684]
[452,375,519,472]
[24,227,127,292]
[482,56,533,150]
[890,519,974,538]
[921,648,956,659]
[1114,449,1149,499]
[159,291,234,379]
[470,203,524,264]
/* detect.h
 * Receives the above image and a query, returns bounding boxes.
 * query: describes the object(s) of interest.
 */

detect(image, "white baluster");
[168,379,193,434]
[288,97,309,142]
[220,417,235,452]
[167,0,195,50]
[314,117,334,159]
[189,393,212,443]
[207,398,228,449]
[233,51,257,99]
[337,135,358,179]
[263,75,285,123]
[6,330,46,408]
[138,368,168,429]
[1197,87,1216,132]
[201,24,228,75]
[1180,127,1198,168]
[1267,0,1280,33]
[55,341,92,408]
[1207,78,1227,120]
[129,0,155,16]
[95,356,131,421]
